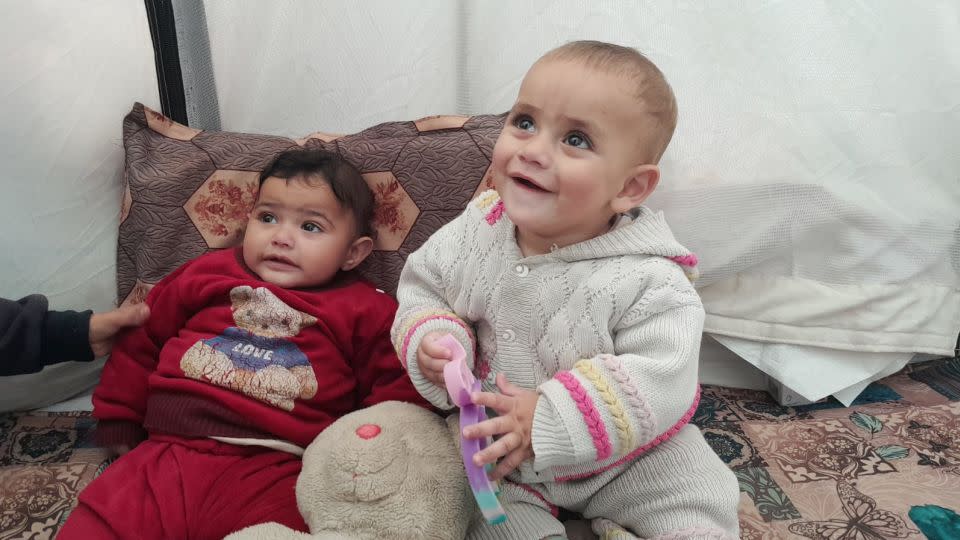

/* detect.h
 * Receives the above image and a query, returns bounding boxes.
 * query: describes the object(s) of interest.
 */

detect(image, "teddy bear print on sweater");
[180,285,319,411]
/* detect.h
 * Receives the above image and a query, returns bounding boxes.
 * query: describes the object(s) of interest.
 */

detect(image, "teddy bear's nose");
[355,424,381,440]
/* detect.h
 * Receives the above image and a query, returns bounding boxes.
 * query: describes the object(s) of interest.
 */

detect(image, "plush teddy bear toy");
[226,400,475,540]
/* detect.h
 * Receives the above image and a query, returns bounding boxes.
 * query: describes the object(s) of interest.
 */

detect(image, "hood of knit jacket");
[536,207,696,264]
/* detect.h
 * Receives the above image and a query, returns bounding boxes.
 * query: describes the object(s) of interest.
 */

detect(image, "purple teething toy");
[438,334,507,525]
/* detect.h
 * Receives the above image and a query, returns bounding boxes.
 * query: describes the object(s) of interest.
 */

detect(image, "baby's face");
[242,176,360,288]
[491,59,655,251]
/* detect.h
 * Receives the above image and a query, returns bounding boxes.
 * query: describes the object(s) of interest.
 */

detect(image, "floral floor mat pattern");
[1,357,959,539]
[697,357,960,539]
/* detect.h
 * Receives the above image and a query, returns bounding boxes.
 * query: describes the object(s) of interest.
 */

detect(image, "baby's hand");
[417,332,452,387]
[89,302,150,357]
[464,373,539,480]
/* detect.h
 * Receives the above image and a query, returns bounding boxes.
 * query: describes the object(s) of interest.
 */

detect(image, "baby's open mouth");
[513,176,548,192]
[264,255,296,267]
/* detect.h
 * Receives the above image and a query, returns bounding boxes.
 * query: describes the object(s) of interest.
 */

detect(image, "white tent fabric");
[203,1,461,135]
[201,1,959,399]
[0,1,160,410]
[0,1,956,409]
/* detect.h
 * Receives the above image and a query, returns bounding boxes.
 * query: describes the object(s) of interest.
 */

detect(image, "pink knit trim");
[485,200,505,225]
[601,355,655,434]
[651,526,734,540]
[507,481,559,517]
[555,371,613,461]
[399,315,474,368]
[668,253,698,267]
[555,386,701,482]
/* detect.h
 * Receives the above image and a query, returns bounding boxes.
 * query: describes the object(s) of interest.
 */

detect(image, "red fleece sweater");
[94,248,426,449]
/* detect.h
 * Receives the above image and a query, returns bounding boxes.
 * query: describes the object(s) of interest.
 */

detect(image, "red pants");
[58,435,308,539]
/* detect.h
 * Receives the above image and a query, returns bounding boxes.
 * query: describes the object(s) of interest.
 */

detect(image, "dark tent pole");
[144,0,189,125]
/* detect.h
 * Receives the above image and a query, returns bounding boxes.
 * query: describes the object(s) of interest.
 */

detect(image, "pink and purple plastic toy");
[438,334,507,525]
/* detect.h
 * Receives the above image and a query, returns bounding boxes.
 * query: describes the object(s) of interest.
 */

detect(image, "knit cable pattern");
[554,386,700,482]
[667,254,698,267]
[574,359,634,456]
[475,191,499,210]
[667,253,699,282]
[394,309,475,367]
[555,370,613,461]
[485,200,505,225]
[600,354,656,436]
[592,518,633,540]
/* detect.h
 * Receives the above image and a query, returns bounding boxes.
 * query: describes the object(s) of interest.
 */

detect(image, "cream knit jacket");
[392,191,704,482]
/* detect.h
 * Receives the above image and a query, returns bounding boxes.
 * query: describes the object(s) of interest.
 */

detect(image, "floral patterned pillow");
[118,103,502,304]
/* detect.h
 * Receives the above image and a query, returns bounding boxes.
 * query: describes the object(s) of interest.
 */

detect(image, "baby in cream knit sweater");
[393,41,740,540]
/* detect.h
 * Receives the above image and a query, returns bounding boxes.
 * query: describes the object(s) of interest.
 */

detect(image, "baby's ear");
[612,165,660,213]
[229,285,254,307]
[296,311,318,332]
[341,236,374,271]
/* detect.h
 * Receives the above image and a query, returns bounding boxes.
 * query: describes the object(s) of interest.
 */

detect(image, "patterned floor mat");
[0,411,110,539]
[696,357,960,539]
[1,357,959,539]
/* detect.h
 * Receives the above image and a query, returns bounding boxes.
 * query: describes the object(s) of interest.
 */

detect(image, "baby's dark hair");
[258,149,375,238]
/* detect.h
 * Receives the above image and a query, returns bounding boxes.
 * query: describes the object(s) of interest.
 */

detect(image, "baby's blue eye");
[259,213,277,224]
[302,222,322,233]
[514,116,535,132]
[564,132,591,150]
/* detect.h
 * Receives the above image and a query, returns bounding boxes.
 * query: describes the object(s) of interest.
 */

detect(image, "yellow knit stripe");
[574,359,634,455]
[475,190,499,210]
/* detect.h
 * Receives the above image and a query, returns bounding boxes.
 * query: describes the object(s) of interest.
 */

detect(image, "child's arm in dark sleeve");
[0,295,92,376]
